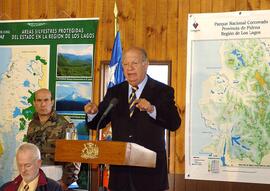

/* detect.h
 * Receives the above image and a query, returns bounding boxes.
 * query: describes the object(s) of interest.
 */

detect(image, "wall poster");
[185,10,270,184]
[0,18,98,186]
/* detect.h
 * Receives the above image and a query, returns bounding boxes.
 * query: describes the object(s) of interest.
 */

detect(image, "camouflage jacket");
[27,111,80,186]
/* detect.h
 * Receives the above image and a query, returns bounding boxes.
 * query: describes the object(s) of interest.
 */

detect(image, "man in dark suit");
[84,47,181,191]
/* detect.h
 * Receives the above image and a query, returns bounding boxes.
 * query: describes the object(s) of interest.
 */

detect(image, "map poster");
[0,18,98,185]
[185,10,270,184]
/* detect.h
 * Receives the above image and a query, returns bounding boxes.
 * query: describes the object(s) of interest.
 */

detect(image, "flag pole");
[114,1,119,37]
[97,3,120,191]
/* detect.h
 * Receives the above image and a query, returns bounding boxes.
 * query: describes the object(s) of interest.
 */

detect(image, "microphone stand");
[86,116,92,191]
[96,115,107,191]
[95,98,118,191]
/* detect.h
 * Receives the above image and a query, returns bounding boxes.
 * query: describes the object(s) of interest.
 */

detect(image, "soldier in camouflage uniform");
[27,88,80,191]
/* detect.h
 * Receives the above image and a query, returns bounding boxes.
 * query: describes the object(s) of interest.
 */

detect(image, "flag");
[107,31,125,88]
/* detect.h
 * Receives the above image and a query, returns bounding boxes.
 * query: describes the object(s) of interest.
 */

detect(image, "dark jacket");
[87,77,181,191]
[0,169,63,191]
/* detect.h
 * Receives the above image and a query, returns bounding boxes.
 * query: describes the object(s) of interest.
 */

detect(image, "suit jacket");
[87,77,181,191]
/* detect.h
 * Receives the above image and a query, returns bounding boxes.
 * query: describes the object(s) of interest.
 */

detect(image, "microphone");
[102,97,119,117]
[96,98,118,140]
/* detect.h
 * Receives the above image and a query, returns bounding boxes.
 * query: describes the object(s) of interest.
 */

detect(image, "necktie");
[23,184,29,191]
[129,86,138,117]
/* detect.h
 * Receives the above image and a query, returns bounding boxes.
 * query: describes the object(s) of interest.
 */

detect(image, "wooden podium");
[55,140,157,168]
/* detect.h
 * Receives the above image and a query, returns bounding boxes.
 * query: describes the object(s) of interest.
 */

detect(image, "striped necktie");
[129,86,138,117]
[23,184,29,191]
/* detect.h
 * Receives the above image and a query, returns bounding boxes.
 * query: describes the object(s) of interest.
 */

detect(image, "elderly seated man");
[0,143,63,191]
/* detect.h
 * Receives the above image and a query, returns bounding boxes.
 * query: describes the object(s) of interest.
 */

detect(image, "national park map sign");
[185,10,270,184]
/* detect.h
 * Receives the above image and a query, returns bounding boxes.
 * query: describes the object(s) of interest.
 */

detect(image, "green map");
[0,45,49,185]
[198,39,270,167]
[187,38,270,184]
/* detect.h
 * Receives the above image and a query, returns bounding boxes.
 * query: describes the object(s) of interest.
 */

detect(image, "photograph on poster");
[56,44,93,79]
[55,81,92,115]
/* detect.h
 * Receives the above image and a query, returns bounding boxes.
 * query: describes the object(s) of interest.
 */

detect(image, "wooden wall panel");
[28,0,48,19]
[144,0,157,59]
[156,0,168,60]
[134,0,145,48]
[167,0,179,94]
[2,0,270,190]
[10,0,20,19]
[223,0,236,12]
[190,0,201,13]
[247,0,261,10]
[261,0,270,9]
[0,1,2,16]
[99,0,114,59]
[212,0,226,12]
[20,0,29,19]
[167,0,179,174]
[56,0,69,18]
[47,0,57,18]
[176,0,189,176]
[236,0,248,11]
[122,0,136,49]
[79,0,94,18]
[93,0,106,102]
[65,0,79,17]
[1,0,14,19]
[200,0,213,13]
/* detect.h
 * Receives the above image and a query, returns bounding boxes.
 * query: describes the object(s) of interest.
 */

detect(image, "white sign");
[185,10,270,184]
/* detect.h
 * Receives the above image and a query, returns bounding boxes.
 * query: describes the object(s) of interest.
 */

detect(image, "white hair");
[17,143,41,160]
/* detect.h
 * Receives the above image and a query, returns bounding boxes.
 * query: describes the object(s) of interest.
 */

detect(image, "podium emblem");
[81,142,99,159]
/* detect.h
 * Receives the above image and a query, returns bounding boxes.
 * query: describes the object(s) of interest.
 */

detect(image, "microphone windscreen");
[110,97,119,106]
